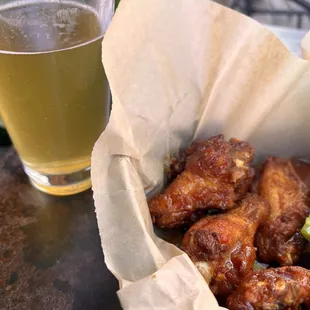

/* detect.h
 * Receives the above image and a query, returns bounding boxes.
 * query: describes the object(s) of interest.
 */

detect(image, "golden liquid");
[0,1,110,177]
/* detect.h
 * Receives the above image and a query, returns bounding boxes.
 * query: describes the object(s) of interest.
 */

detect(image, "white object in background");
[266,25,307,57]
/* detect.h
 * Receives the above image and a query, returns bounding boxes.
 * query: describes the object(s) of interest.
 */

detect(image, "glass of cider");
[0,0,114,195]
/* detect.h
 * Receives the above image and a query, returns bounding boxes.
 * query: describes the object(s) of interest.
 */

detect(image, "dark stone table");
[0,148,122,310]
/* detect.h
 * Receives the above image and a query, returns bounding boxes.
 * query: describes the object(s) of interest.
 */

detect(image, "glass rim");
[0,0,112,55]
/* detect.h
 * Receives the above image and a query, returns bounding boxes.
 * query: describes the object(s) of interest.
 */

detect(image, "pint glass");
[0,0,114,195]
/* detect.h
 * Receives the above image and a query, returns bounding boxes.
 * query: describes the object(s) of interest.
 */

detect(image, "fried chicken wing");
[182,194,269,297]
[148,135,255,228]
[256,157,310,265]
[227,266,310,310]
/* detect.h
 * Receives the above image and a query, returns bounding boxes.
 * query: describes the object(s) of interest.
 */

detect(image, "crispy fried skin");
[256,157,310,265]
[182,194,269,297]
[227,266,310,310]
[148,135,255,228]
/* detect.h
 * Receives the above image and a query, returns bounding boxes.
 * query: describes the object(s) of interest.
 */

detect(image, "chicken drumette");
[182,194,269,297]
[256,157,310,266]
[227,266,310,310]
[148,135,255,228]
